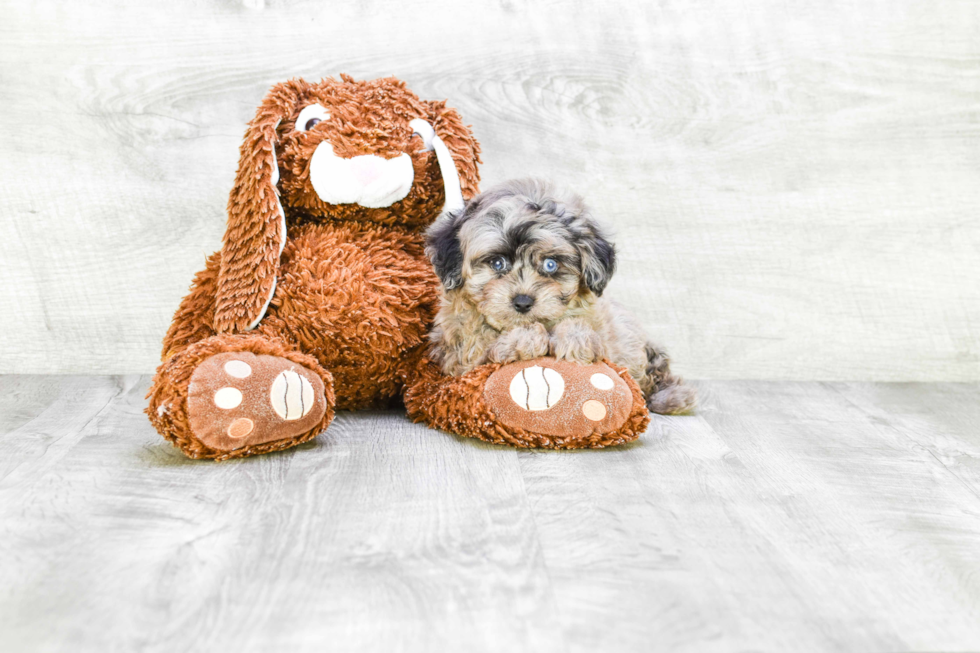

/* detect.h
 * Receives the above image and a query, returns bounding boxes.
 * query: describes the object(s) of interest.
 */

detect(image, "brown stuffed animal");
[146,75,649,460]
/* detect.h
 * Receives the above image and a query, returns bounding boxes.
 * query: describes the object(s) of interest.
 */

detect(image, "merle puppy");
[425,178,696,414]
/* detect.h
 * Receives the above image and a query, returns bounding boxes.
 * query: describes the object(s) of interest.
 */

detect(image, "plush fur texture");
[403,356,649,449]
[161,222,440,410]
[426,178,696,415]
[147,333,336,461]
[214,76,481,334]
[146,76,654,459]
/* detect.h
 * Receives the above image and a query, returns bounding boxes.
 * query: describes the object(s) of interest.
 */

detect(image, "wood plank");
[0,375,129,485]
[831,382,980,498]
[0,375,563,653]
[518,381,980,652]
[0,0,978,380]
[3,377,980,651]
[0,375,76,435]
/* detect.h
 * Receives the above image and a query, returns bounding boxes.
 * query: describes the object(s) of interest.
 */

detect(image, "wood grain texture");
[2,377,980,652]
[0,376,562,652]
[0,0,978,379]
[520,382,980,652]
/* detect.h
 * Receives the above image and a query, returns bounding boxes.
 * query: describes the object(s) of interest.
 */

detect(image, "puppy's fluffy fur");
[425,178,696,415]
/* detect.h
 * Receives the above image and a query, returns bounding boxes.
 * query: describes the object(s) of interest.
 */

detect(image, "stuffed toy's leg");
[147,334,335,461]
[404,354,650,449]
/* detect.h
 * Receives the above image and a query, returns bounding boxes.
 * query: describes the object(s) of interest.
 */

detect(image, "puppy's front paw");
[489,324,551,364]
[550,321,604,365]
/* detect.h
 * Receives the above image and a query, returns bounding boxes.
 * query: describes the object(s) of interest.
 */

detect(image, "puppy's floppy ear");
[425,207,467,290]
[213,82,300,333]
[576,219,617,297]
[425,100,482,201]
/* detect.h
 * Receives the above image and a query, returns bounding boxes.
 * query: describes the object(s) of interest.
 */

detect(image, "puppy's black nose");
[512,294,535,313]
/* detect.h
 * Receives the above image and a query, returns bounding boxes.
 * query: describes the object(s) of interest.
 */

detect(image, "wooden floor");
[1,377,979,652]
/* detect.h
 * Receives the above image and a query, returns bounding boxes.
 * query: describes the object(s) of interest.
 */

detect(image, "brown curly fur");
[160,222,439,410]
[403,355,649,449]
[147,334,336,461]
[214,75,481,334]
[146,75,651,459]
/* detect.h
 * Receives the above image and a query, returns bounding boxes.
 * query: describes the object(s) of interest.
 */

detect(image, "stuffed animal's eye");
[295,104,330,132]
[542,258,558,274]
[490,256,509,272]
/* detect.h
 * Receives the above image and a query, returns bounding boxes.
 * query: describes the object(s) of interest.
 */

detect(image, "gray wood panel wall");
[1,0,978,379]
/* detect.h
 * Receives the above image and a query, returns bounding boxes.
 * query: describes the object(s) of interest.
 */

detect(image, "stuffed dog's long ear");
[425,100,482,201]
[213,85,296,333]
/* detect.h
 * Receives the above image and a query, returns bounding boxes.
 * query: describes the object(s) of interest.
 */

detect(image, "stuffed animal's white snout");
[309,143,414,209]
[306,119,465,213]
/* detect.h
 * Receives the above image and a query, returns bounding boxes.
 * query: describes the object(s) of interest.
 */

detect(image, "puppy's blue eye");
[542,258,558,274]
[490,256,508,272]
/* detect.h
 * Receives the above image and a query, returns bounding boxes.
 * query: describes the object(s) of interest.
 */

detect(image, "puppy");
[425,178,696,415]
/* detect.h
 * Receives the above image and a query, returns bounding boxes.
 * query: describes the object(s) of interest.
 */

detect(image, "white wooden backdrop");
[1,0,978,380]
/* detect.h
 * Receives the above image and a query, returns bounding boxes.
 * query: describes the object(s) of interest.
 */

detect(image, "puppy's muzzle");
[512,294,536,314]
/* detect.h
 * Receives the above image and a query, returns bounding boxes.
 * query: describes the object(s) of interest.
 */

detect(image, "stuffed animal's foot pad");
[186,352,327,452]
[484,358,634,440]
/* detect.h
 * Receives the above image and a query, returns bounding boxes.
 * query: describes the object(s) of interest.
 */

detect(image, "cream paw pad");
[186,351,327,453]
[508,365,565,411]
[484,358,634,439]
